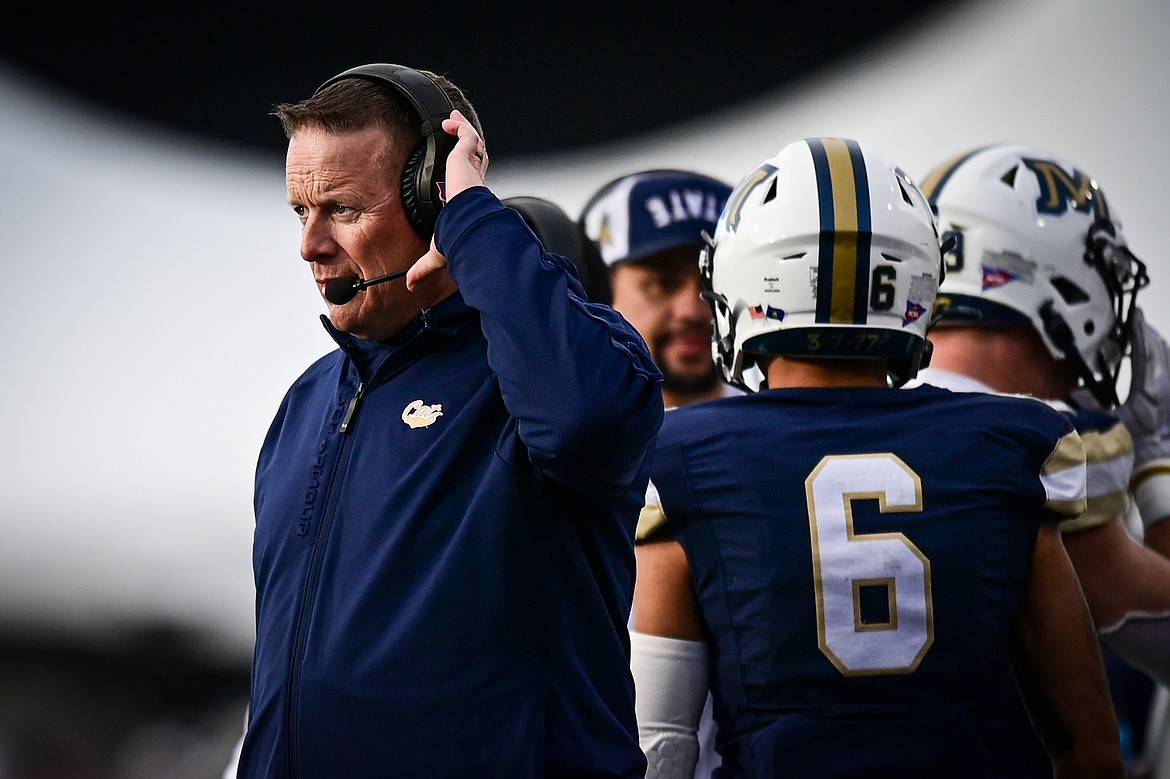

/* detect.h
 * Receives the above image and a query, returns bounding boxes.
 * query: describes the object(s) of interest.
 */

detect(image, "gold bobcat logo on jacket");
[402,400,443,429]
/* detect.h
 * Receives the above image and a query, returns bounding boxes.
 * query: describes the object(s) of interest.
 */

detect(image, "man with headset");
[232,63,662,778]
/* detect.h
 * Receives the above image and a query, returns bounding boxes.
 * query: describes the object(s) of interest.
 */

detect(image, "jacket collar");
[320,291,475,383]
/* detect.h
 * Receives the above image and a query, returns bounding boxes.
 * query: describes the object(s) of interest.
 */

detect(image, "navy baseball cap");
[580,169,732,267]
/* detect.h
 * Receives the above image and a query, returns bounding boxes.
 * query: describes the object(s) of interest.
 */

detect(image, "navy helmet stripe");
[808,139,836,323]
[808,138,872,324]
[920,146,989,209]
[847,139,871,323]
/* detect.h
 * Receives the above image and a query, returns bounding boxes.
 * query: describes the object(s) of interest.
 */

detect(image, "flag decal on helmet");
[808,138,872,325]
[904,273,938,326]
[982,266,1020,290]
[980,250,1035,290]
[903,300,927,325]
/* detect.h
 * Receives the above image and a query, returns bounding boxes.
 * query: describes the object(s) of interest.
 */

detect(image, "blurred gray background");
[2,0,1168,775]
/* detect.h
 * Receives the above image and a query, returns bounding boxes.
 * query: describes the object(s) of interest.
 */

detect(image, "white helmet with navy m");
[701,137,943,392]
[920,143,1148,407]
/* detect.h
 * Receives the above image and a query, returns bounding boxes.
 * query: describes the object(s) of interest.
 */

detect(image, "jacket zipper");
[340,308,429,436]
[340,382,365,434]
[282,317,434,775]
[284,386,359,778]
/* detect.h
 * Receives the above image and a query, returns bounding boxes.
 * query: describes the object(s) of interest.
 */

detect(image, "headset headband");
[315,63,456,236]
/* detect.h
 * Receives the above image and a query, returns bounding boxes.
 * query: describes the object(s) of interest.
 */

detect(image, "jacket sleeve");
[436,186,664,494]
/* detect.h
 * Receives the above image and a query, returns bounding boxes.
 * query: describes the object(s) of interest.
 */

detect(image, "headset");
[315,63,456,237]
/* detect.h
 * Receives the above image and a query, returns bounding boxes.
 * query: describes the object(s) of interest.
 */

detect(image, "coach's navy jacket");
[239,187,663,778]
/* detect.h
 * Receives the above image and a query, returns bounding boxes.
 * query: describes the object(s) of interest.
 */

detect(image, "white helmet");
[920,143,1148,407]
[701,137,943,391]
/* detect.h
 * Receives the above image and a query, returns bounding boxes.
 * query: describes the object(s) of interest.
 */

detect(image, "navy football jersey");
[637,383,1086,778]
[917,367,1135,778]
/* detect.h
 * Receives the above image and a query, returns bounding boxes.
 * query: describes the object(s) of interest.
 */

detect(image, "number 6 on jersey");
[806,453,933,675]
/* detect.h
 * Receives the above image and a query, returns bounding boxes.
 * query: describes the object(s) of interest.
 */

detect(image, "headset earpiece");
[315,63,456,237]
[400,144,429,234]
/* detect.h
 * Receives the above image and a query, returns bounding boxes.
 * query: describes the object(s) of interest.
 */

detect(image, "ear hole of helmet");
[1042,300,1120,408]
[1050,277,1090,305]
[1040,300,1076,353]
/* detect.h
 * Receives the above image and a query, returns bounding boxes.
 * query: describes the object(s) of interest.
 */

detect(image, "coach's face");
[286,124,449,341]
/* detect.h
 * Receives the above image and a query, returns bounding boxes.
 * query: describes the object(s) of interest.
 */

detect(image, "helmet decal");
[981,250,1035,290]
[1020,157,1110,220]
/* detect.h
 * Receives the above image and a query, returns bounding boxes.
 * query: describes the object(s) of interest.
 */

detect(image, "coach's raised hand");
[407,109,488,290]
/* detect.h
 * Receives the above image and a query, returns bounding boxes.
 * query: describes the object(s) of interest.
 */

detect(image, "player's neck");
[764,356,888,389]
[927,326,1075,400]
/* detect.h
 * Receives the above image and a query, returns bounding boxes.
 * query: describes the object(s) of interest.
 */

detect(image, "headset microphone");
[324,269,410,305]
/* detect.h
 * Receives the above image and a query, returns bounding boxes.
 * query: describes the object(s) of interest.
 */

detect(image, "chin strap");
[888,339,932,389]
